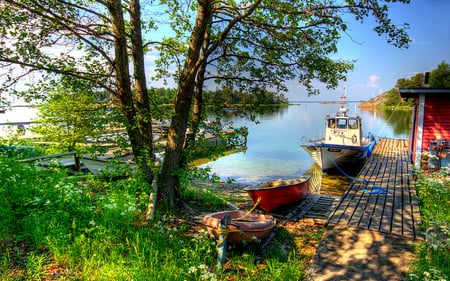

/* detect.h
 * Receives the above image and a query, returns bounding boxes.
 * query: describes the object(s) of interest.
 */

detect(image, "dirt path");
[308,224,415,281]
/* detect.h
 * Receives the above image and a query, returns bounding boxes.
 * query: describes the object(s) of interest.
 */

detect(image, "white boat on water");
[299,106,376,173]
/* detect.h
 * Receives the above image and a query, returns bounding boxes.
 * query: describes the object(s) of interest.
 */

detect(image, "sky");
[2,0,449,104]
[287,0,450,102]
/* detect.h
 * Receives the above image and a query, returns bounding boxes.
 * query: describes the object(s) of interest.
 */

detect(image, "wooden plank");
[369,153,389,232]
[19,151,78,162]
[391,156,404,237]
[327,182,359,224]
[358,162,383,229]
[348,158,381,228]
[401,159,414,239]
[379,141,397,234]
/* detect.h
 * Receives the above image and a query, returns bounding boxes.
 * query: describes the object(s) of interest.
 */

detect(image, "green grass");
[0,148,324,280]
[408,167,450,281]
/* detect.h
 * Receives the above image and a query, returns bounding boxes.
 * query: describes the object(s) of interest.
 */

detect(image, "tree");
[429,61,450,88]
[396,73,425,88]
[158,0,411,208]
[0,0,155,185]
[31,85,109,152]
[1,0,412,211]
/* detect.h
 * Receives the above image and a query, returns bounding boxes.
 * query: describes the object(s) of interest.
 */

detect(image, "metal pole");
[217,215,231,269]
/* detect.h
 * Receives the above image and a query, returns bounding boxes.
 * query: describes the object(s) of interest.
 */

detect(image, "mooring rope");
[323,144,387,194]
[373,100,404,139]
[216,196,263,248]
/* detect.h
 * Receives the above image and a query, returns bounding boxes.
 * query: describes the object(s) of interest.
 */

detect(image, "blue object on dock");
[362,187,387,194]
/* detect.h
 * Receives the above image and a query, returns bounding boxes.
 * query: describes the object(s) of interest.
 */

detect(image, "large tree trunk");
[185,19,211,148]
[160,0,213,209]
[108,0,153,185]
[129,0,155,183]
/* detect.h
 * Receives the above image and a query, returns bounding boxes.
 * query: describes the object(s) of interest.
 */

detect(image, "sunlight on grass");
[0,148,327,280]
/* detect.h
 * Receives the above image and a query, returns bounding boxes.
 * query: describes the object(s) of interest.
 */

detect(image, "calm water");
[197,102,412,189]
[0,106,39,137]
[1,103,412,194]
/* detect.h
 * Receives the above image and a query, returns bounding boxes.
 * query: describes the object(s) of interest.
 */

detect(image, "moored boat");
[299,106,376,173]
[244,176,311,212]
[202,210,275,244]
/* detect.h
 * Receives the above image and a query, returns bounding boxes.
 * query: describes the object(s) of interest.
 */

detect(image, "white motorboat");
[300,106,376,173]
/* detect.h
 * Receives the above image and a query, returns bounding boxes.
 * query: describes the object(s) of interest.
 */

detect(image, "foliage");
[429,61,450,88]
[0,152,325,280]
[408,163,450,280]
[396,73,426,89]
[30,86,110,152]
[204,88,288,106]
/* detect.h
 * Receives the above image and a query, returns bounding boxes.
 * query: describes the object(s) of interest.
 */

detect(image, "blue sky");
[288,0,450,102]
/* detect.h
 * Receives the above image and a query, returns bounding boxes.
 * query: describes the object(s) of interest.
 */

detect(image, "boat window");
[349,119,359,129]
[336,119,347,129]
[327,119,336,128]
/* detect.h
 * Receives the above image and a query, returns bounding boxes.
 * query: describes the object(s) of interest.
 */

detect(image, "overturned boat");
[300,107,376,173]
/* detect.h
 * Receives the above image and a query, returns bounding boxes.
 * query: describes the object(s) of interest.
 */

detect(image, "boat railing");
[301,132,324,143]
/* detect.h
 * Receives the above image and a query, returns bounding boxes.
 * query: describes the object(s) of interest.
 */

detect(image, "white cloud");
[366,75,380,88]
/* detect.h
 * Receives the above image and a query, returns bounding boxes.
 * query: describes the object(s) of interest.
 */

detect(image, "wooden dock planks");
[327,138,423,240]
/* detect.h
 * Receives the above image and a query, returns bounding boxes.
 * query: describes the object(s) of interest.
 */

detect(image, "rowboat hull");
[202,210,275,244]
[300,142,369,172]
[81,156,135,176]
[244,176,311,212]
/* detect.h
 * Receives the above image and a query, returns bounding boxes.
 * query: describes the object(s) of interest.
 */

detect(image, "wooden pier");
[327,138,423,240]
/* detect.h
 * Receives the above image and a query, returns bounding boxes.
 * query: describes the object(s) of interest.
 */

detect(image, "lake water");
[1,103,412,194]
[0,106,39,137]
[197,102,412,191]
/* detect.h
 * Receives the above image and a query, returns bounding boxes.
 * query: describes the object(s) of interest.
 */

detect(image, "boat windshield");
[348,118,359,129]
[336,118,347,129]
[327,119,336,128]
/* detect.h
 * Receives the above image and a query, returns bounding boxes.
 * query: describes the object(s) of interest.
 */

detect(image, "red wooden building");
[399,87,450,169]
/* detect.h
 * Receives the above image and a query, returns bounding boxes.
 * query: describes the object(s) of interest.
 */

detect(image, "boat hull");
[81,156,135,175]
[244,176,311,212]
[300,142,369,172]
[202,211,275,244]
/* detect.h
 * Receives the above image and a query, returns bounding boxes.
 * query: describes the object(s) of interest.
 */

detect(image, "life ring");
[351,135,358,144]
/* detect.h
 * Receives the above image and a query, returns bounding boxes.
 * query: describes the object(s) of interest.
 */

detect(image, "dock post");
[217,215,231,270]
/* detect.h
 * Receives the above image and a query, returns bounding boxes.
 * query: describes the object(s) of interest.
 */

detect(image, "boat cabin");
[325,107,363,146]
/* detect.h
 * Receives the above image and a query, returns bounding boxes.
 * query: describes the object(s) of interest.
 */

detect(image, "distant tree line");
[149,87,288,106]
[383,61,450,107]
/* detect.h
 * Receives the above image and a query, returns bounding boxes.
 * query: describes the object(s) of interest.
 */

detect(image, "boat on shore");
[299,106,376,173]
[81,154,135,176]
[244,176,311,213]
[202,210,275,244]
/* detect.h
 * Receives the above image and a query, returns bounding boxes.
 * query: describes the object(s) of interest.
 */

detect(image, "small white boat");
[300,107,376,173]
[81,154,135,176]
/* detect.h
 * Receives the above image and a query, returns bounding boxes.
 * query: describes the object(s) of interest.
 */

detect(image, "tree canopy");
[0,0,412,210]
[429,61,450,88]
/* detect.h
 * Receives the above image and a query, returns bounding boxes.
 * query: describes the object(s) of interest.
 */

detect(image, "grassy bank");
[0,149,324,280]
[2,144,449,280]
[408,166,450,281]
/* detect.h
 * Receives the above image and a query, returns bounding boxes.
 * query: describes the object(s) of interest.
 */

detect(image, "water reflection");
[359,107,412,137]
[304,163,353,197]
[197,103,412,191]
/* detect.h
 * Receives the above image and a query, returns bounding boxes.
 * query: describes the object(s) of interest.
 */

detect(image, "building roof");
[399,88,450,99]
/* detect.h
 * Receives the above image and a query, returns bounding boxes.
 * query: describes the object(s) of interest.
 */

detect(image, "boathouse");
[399,84,450,169]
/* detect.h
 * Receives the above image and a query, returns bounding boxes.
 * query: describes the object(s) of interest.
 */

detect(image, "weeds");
[0,150,324,280]
[408,166,450,281]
